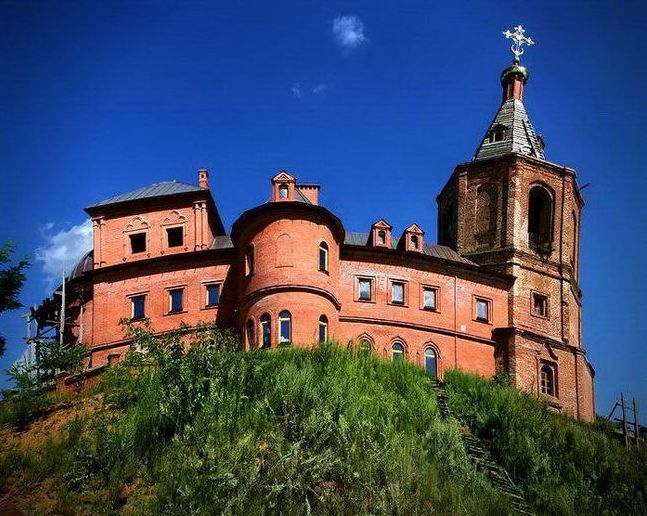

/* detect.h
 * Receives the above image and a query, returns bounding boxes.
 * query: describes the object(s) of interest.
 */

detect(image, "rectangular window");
[358,278,372,301]
[169,288,184,313]
[475,298,490,322]
[206,284,221,307]
[131,295,146,320]
[532,292,548,317]
[391,282,405,305]
[129,233,146,254]
[167,227,183,248]
[423,287,437,310]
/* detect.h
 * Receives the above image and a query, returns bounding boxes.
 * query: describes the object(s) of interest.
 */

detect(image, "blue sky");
[1,0,645,415]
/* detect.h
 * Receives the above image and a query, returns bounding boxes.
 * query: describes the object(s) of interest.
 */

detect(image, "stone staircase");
[432,380,534,515]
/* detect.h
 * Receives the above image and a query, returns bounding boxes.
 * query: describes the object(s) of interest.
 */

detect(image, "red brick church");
[37,39,595,420]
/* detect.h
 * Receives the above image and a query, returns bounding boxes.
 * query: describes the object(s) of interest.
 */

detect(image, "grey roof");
[86,181,205,209]
[343,232,476,265]
[474,99,545,161]
[210,235,234,250]
[295,188,312,204]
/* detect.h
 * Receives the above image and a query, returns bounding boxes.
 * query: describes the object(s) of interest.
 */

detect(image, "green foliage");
[2,324,510,515]
[2,339,87,427]
[444,369,647,515]
[0,242,29,356]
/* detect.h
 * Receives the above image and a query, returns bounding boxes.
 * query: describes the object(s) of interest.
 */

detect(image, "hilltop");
[0,326,645,515]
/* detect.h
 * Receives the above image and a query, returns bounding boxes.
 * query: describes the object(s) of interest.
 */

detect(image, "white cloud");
[36,220,93,290]
[312,83,327,94]
[332,15,367,50]
[291,83,302,98]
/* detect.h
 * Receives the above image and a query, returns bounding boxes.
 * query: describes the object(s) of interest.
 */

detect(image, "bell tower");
[437,26,594,420]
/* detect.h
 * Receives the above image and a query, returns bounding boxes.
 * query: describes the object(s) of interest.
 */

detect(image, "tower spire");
[473,25,544,161]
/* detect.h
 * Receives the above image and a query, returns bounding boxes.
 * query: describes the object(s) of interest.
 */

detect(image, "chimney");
[198,168,209,189]
[501,64,528,102]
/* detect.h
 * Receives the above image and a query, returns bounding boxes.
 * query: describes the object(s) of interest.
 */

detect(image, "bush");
[444,369,647,515]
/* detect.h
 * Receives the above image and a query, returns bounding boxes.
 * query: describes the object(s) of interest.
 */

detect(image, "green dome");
[501,63,529,83]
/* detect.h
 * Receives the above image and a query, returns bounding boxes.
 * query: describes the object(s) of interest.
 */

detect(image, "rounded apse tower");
[230,171,345,350]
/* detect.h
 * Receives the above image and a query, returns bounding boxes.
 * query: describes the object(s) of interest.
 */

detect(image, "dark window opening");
[260,313,271,349]
[245,247,255,276]
[410,235,419,249]
[169,289,184,312]
[129,233,146,254]
[528,186,554,252]
[318,315,328,343]
[246,319,255,350]
[425,348,437,377]
[167,227,183,248]
[131,295,146,320]
[377,230,386,245]
[532,293,548,317]
[206,284,221,307]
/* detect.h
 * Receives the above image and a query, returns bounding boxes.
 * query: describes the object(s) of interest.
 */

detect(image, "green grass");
[1,326,644,515]
[0,329,510,515]
[444,370,647,515]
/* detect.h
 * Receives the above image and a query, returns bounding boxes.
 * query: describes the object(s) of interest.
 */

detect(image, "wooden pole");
[59,270,66,347]
[633,398,640,445]
[621,393,629,447]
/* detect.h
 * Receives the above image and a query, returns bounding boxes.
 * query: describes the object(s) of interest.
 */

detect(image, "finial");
[502,25,534,63]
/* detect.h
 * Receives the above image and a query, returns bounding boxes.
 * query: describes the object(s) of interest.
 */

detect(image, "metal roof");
[210,235,234,250]
[86,181,205,209]
[343,232,476,265]
[69,250,94,281]
[474,99,545,161]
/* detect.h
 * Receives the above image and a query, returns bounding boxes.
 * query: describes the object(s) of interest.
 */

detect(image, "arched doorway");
[424,348,437,378]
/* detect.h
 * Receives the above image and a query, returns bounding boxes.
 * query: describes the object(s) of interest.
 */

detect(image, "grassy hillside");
[0,325,645,515]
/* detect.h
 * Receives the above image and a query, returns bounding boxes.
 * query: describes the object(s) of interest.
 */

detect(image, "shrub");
[444,369,647,515]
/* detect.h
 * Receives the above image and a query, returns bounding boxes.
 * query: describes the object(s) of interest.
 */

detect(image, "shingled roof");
[473,98,545,161]
[344,232,476,265]
[86,181,205,210]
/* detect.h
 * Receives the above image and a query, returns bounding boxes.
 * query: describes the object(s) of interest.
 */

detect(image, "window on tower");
[528,184,554,253]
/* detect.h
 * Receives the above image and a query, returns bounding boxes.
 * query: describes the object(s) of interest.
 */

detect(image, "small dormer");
[371,219,392,248]
[402,224,425,252]
[272,171,297,202]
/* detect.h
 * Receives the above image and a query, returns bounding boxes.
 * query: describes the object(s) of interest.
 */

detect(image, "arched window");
[410,235,419,250]
[571,211,578,269]
[359,338,372,354]
[439,199,457,248]
[279,310,291,344]
[475,184,498,237]
[377,230,386,245]
[319,242,329,272]
[424,348,437,377]
[528,185,554,252]
[245,246,255,276]
[246,319,255,350]
[279,183,289,199]
[540,363,556,396]
[260,313,271,349]
[392,342,405,362]
[318,315,328,343]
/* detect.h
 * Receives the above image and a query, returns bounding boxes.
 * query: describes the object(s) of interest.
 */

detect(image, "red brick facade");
[57,70,595,420]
